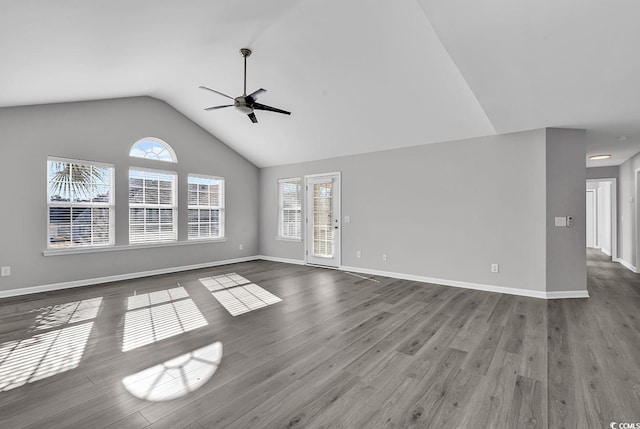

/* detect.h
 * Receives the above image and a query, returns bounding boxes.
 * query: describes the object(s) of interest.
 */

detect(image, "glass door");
[305,174,340,267]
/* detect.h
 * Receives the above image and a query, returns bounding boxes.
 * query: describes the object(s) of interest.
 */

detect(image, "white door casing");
[586,189,596,248]
[305,173,341,267]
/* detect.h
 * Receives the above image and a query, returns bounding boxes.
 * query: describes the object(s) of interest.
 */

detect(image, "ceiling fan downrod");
[240,48,251,96]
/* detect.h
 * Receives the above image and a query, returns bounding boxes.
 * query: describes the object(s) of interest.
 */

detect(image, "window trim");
[42,237,227,256]
[46,156,115,250]
[129,137,178,163]
[128,166,178,245]
[188,173,225,241]
[277,177,303,241]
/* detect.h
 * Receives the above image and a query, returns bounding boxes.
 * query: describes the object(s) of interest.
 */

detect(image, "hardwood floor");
[0,250,638,428]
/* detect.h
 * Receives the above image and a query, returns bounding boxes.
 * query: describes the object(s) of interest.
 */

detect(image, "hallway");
[548,249,640,427]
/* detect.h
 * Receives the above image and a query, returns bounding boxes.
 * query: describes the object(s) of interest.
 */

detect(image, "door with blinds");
[305,173,341,267]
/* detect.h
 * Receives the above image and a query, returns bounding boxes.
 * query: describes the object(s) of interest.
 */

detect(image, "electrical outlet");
[1,266,10,277]
[491,264,499,273]
[239,244,243,250]
[382,253,387,262]
[356,250,361,258]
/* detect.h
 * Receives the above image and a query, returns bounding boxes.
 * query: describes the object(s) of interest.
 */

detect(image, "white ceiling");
[1,0,639,167]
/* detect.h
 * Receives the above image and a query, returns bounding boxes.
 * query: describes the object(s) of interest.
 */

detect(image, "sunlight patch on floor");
[199,273,250,291]
[31,297,102,331]
[122,287,207,352]
[122,341,223,401]
[199,274,282,316]
[0,297,103,392]
[127,287,189,310]
[0,322,94,392]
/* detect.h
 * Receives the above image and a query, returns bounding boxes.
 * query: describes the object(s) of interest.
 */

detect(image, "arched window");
[129,138,177,163]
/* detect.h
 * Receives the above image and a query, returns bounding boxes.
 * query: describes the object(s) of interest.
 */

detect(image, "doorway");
[586,189,596,248]
[305,173,341,268]
[586,178,617,260]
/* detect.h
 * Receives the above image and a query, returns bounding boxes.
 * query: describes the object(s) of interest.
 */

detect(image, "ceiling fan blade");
[248,88,267,99]
[248,112,258,123]
[199,86,234,100]
[253,102,291,115]
[204,105,233,111]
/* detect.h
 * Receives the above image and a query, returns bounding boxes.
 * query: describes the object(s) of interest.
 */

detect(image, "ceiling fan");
[199,48,291,124]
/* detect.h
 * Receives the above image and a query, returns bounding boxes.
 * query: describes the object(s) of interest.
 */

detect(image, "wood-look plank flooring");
[0,249,638,428]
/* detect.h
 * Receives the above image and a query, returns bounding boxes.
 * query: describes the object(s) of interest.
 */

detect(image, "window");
[129,168,177,244]
[129,137,177,163]
[278,178,302,240]
[47,158,114,249]
[188,175,224,240]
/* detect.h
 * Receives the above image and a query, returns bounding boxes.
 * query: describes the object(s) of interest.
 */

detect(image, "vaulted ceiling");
[1,0,639,167]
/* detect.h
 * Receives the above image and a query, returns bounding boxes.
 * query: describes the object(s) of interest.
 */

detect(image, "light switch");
[555,217,567,227]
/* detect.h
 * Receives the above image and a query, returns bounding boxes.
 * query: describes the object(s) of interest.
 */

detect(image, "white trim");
[0,256,259,299]
[304,171,342,178]
[187,174,225,241]
[130,137,178,163]
[636,168,640,270]
[340,265,589,300]
[47,157,116,250]
[276,237,302,242]
[586,188,597,248]
[304,172,341,268]
[47,155,115,169]
[1,255,593,300]
[277,177,302,241]
[258,255,306,265]
[601,247,611,256]
[617,258,638,273]
[128,167,178,245]
[43,238,227,256]
[545,290,591,299]
[586,178,617,261]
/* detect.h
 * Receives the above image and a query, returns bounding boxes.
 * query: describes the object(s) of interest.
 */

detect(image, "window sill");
[276,237,302,243]
[43,238,227,256]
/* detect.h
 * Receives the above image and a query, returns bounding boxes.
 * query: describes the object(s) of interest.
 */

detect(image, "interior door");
[305,174,340,267]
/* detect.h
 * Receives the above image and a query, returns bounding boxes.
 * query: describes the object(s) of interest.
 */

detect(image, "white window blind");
[278,178,302,240]
[47,158,114,249]
[129,168,177,244]
[188,175,224,240]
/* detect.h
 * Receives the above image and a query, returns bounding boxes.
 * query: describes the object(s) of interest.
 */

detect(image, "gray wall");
[545,129,587,292]
[260,129,550,293]
[0,97,259,292]
[587,166,619,180]
[618,151,640,267]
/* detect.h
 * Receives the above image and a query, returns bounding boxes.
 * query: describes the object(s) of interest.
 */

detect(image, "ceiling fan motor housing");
[234,96,254,113]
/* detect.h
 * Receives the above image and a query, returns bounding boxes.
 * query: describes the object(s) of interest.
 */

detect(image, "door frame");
[586,178,617,261]
[636,169,640,270]
[586,188,597,249]
[304,172,341,268]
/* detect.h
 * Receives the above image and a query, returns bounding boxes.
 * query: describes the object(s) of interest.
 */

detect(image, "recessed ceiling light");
[589,154,611,160]
[618,136,628,142]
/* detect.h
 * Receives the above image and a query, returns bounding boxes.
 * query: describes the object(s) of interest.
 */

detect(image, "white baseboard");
[545,290,591,299]
[0,255,592,301]
[258,255,306,265]
[340,265,589,300]
[600,248,611,256]
[0,256,260,299]
[616,258,638,273]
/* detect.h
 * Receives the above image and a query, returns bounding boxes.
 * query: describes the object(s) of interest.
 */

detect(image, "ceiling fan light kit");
[200,48,291,123]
